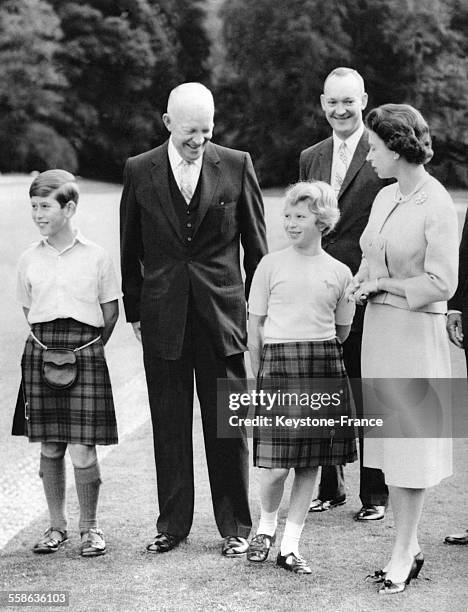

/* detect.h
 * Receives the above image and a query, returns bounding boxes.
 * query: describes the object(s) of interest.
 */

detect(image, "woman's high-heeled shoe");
[367,551,424,585]
[413,551,424,578]
[378,559,417,595]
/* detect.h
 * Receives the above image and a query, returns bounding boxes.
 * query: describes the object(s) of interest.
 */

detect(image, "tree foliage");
[0,0,467,186]
[48,0,181,178]
[215,0,351,186]
[342,0,468,185]
[216,0,468,187]
[0,0,77,172]
[0,0,211,178]
[159,0,212,83]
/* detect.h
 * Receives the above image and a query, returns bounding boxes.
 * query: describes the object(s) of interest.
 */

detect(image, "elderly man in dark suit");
[299,67,389,521]
[120,82,267,555]
[445,209,468,545]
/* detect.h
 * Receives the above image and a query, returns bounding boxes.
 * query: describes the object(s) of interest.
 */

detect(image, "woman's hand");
[345,279,361,302]
[347,279,380,305]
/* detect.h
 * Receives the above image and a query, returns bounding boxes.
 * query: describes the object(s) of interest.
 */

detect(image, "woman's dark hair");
[29,169,79,207]
[365,104,433,165]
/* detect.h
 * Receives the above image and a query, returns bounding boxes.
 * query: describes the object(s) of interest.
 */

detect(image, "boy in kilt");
[247,181,357,574]
[12,170,121,557]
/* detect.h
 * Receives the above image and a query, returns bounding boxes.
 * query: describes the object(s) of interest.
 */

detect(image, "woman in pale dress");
[348,104,458,594]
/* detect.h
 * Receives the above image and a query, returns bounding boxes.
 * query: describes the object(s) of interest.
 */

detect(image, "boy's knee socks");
[280,520,304,556]
[257,508,278,537]
[74,461,101,533]
[39,454,67,532]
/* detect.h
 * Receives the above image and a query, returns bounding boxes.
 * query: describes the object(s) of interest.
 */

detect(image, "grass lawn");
[0,176,467,611]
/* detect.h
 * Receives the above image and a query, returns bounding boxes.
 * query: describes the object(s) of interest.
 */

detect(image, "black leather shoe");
[308,497,346,512]
[247,533,276,563]
[146,532,182,553]
[276,552,312,575]
[444,530,468,545]
[354,505,385,521]
[222,536,249,557]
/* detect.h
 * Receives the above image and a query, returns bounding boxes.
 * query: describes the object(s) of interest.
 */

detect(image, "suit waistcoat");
[168,163,202,247]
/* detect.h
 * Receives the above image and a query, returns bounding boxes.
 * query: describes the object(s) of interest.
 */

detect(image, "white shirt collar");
[168,137,203,171]
[332,123,365,158]
[40,229,89,253]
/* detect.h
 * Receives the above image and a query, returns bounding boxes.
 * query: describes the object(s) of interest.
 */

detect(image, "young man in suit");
[299,67,388,521]
[120,83,267,555]
[445,209,468,545]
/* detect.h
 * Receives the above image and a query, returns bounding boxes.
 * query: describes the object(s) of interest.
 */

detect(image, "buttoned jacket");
[120,140,267,359]
[358,177,458,313]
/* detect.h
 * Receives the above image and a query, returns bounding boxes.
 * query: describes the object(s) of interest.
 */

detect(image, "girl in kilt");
[247,181,357,574]
[13,170,120,557]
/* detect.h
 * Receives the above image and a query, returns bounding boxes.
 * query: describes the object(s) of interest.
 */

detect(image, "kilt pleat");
[254,339,357,468]
[12,318,118,445]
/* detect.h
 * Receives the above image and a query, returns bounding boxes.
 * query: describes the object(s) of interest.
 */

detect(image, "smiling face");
[31,195,74,240]
[366,130,398,179]
[163,101,214,162]
[320,74,368,141]
[283,200,323,251]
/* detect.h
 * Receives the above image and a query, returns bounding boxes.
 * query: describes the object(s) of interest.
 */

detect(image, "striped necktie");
[179,160,194,204]
[333,141,349,194]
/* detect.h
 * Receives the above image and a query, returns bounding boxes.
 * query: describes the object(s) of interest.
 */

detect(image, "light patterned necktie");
[179,160,194,204]
[333,141,349,194]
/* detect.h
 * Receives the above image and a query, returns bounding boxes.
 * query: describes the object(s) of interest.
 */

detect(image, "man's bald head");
[323,67,365,96]
[167,83,214,116]
[163,83,215,162]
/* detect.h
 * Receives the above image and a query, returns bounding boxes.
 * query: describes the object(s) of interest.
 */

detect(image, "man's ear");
[162,113,171,132]
[320,93,327,112]
[361,92,369,111]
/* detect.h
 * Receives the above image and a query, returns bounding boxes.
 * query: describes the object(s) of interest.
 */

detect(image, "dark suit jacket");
[299,131,391,332]
[120,140,267,360]
[300,131,389,275]
[449,209,468,311]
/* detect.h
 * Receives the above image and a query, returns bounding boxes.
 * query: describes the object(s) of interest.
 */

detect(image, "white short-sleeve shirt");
[248,246,355,343]
[17,231,121,328]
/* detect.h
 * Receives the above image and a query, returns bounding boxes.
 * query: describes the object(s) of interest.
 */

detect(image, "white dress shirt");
[167,138,203,199]
[17,231,121,327]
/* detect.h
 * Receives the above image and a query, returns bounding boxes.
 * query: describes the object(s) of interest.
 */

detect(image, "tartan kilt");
[12,318,118,445]
[254,340,357,468]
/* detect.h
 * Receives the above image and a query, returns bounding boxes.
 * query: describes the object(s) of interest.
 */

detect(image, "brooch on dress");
[395,189,428,205]
[414,191,428,205]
